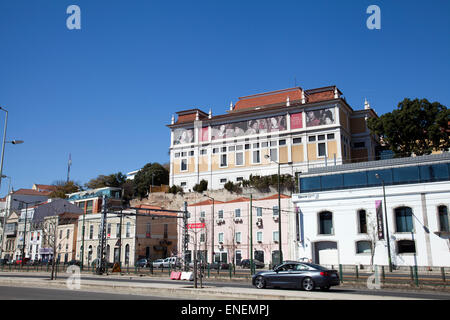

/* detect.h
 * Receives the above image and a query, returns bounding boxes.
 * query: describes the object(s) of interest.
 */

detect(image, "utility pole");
[203,194,215,265]
[118,209,123,267]
[67,153,72,183]
[97,195,107,275]
[80,207,86,270]
[376,174,392,272]
[249,194,253,274]
[183,201,189,271]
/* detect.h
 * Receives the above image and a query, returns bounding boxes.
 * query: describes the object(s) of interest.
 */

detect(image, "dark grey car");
[252,262,340,291]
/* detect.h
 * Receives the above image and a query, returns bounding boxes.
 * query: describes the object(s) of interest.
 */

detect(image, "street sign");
[187,223,205,229]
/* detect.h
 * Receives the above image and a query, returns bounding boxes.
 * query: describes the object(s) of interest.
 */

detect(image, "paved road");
[0,272,448,300]
[0,285,183,300]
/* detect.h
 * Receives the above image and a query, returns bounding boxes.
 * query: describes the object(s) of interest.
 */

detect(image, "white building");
[292,153,450,268]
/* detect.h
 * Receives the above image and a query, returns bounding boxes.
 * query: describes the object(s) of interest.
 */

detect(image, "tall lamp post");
[375,173,393,272]
[14,199,41,265]
[202,194,215,265]
[0,175,11,259]
[264,155,292,265]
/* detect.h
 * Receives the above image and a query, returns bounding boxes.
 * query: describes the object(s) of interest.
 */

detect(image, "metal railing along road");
[1,262,449,289]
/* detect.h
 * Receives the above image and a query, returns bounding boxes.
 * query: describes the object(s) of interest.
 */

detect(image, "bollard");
[207,264,210,278]
[355,265,359,279]
[441,267,446,283]
[414,265,419,287]
[229,264,232,279]
[339,264,343,283]
[410,266,414,284]
[381,266,385,281]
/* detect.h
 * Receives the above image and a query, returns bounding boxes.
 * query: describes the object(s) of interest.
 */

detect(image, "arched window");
[438,205,449,232]
[395,207,414,233]
[125,244,130,265]
[88,245,92,261]
[318,211,333,234]
[89,225,94,239]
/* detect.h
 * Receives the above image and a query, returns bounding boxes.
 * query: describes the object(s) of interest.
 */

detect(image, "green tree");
[49,180,81,199]
[193,179,208,193]
[367,98,449,156]
[134,162,169,199]
[85,172,127,189]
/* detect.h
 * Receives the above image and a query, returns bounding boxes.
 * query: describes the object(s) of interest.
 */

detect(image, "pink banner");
[290,112,303,129]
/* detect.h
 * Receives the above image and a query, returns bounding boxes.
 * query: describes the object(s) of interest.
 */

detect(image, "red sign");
[187,223,205,229]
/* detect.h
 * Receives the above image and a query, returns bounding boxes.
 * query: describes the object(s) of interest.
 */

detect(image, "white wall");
[293,181,450,267]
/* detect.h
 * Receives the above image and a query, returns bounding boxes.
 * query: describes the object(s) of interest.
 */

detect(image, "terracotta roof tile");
[189,199,225,207]
[13,189,52,196]
[255,194,290,201]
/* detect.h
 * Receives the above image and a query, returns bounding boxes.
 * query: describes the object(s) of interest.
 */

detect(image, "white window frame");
[180,158,188,172]
[252,149,261,164]
[235,148,245,166]
[219,153,228,168]
[273,231,279,242]
[218,232,224,243]
[317,142,327,158]
[235,232,241,243]
[256,231,263,242]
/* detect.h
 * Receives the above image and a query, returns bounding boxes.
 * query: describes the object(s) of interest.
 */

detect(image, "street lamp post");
[264,155,286,265]
[0,175,11,259]
[203,194,214,265]
[376,174,393,272]
[0,107,24,260]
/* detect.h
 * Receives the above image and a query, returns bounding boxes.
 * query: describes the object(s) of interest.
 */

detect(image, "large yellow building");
[167,86,379,191]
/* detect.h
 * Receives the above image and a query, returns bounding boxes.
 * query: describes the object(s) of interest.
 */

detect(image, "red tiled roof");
[134,204,178,217]
[189,199,225,207]
[255,194,290,201]
[224,197,250,203]
[34,184,58,191]
[13,189,52,196]
[233,87,303,111]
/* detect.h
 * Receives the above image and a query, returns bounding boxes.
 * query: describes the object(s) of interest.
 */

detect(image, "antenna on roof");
[67,153,72,183]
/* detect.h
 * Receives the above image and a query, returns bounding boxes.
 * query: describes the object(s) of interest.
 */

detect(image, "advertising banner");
[290,112,303,129]
[375,200,385,240]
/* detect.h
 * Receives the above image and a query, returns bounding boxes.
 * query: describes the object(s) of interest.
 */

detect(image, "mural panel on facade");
[305,107,335,127]
[211,115,287,140]
[173,128,194,145]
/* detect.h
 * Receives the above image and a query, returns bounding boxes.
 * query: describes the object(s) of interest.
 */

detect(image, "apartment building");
[181,194,295,266]
[168,86,379,191]
[67,187,122,214]
[75,204,178,267]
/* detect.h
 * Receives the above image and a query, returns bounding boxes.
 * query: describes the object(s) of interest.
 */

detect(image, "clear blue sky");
[0,0,449,196]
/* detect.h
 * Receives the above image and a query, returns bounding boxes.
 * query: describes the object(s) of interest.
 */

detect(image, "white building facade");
[292,153,450,268]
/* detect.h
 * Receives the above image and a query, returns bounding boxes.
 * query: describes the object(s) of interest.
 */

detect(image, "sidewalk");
[0,272,427,300]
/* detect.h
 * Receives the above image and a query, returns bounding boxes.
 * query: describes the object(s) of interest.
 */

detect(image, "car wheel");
[302,277,315,291]
[320,286,330,291]
[254,276,266,289]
